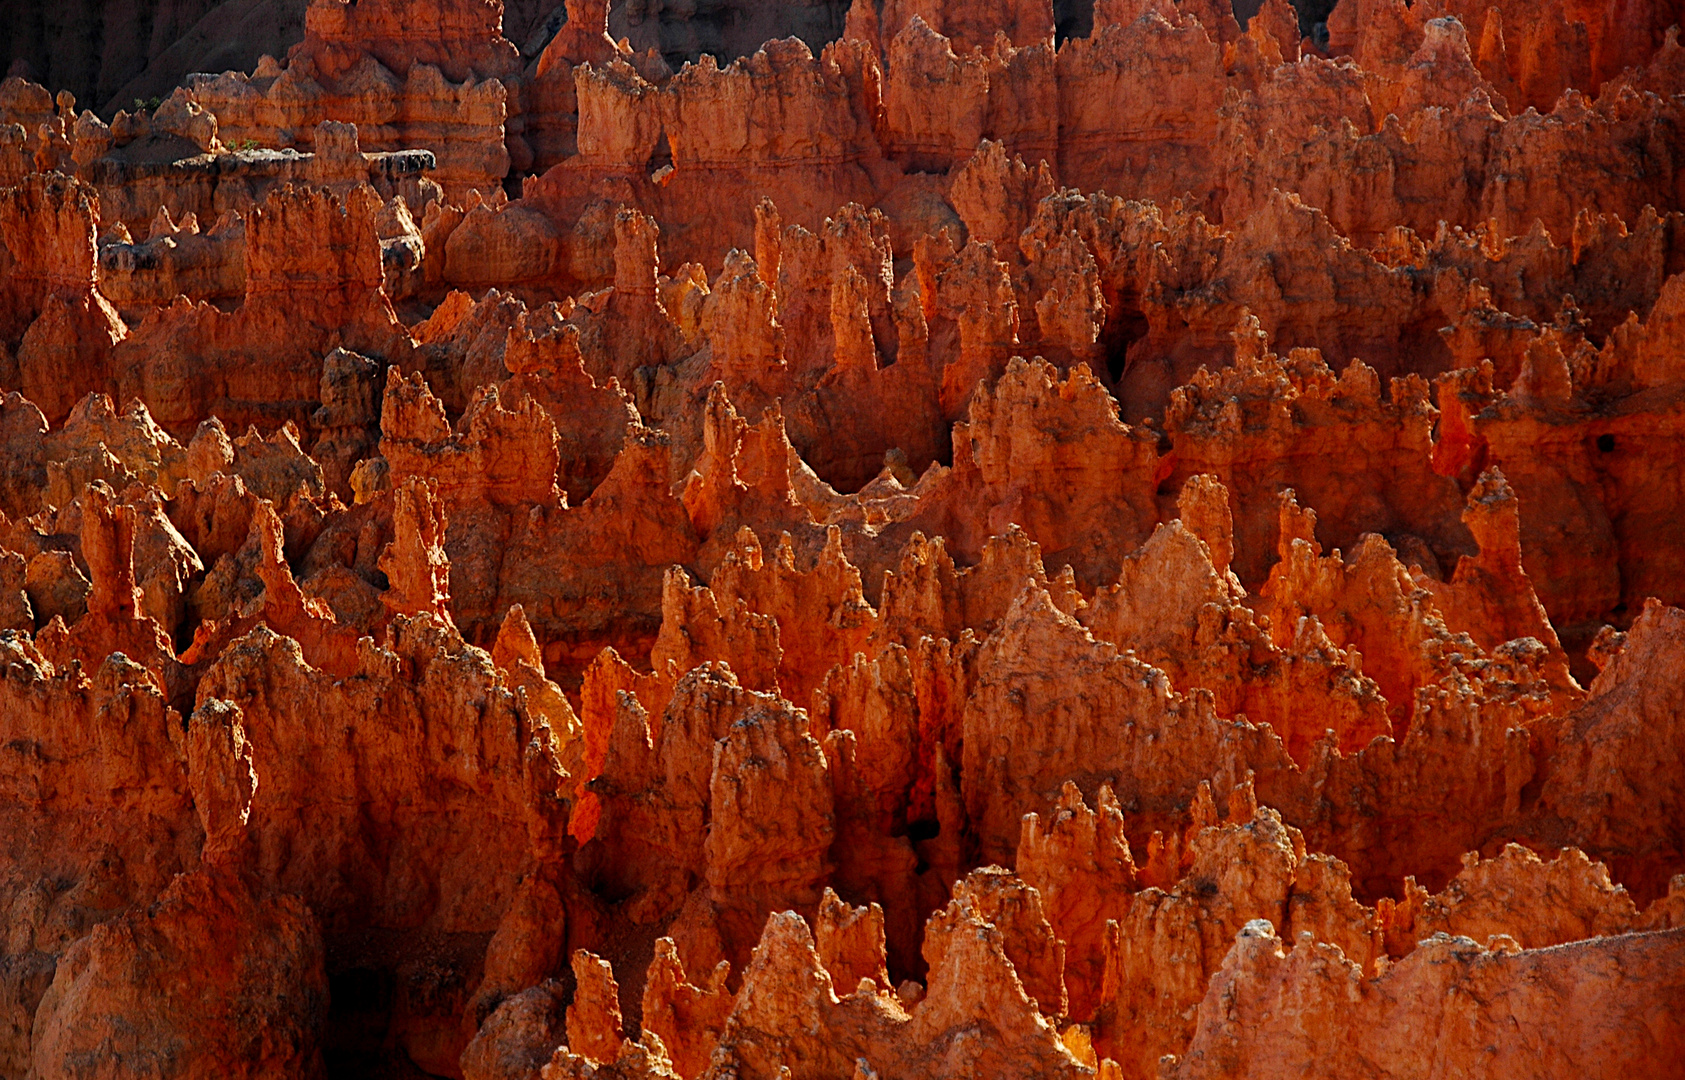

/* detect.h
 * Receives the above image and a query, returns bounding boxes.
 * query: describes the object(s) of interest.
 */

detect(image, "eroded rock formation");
[1,0,1683,1076]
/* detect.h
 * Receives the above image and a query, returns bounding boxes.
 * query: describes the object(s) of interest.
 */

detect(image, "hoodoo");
[1,0,1683,1076]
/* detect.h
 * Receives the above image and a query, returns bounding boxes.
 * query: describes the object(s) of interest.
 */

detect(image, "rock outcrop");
[1,0,1682,1077]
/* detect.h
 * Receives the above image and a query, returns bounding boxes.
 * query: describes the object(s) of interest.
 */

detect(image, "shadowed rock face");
[1,0,315,115]
[3,0,850,117]
[0,0,1353,119]
[1,0,1684,1078]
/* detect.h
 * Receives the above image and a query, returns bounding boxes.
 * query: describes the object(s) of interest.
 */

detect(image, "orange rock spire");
[0,0,1682,1076]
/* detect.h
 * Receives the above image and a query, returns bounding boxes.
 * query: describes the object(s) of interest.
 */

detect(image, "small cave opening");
[647,128,673,176]
[1099,290,1150,388]
[1597,433,1616,453]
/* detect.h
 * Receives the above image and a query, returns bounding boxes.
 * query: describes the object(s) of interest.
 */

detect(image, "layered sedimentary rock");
[1,0,1683,1077]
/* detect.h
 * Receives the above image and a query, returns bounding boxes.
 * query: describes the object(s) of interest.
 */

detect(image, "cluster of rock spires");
[2,0,1684,1076]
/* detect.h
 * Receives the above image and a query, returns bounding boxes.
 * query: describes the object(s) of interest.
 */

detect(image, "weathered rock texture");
[1,0,1683,1078]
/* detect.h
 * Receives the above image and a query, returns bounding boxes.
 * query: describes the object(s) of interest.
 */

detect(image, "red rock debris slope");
[2,0,1684,1077]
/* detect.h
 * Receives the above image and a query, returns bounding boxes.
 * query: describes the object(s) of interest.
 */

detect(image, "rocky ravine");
[2,0,1684,1077]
